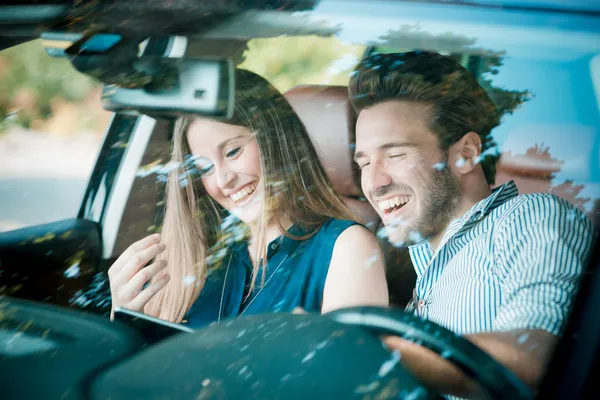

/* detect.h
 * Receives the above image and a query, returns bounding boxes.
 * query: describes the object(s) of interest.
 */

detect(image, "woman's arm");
[321,225,389,313]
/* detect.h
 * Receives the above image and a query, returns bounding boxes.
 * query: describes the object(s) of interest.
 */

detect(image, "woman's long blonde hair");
[145,69,360,322]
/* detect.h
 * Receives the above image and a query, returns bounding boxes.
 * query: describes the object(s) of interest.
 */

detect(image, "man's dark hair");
[349,51,500,185]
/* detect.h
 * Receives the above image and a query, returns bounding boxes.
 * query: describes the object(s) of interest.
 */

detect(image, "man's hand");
[383,329,557,399]
[383,336,484,398]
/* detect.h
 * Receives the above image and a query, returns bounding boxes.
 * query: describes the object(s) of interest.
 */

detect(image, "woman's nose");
[216,167,236,190]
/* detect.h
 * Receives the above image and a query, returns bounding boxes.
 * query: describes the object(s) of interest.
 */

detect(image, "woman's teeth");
[230,183,258,203]
[377,195,410,213]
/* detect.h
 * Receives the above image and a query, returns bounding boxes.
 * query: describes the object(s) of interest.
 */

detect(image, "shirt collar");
[275,223,317,257]
[232,222,316,261]
[442,180,519,242]
[465,180,519,223]
[409,181,520,270]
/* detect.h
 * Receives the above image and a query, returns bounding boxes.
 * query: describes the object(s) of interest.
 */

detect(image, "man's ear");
[450,132,482,175]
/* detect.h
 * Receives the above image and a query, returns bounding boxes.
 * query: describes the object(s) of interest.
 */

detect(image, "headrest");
[284,85,361,198]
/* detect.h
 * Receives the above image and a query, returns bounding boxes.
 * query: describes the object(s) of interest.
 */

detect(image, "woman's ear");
[450,132,482,176]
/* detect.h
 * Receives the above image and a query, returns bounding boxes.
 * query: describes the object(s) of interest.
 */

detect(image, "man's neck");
[428,184,493,251]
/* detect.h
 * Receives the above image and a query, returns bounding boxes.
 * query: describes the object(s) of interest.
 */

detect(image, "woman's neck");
[247,218,293,264]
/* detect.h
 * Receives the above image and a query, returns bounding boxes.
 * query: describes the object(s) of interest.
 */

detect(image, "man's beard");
[383,157,462,247]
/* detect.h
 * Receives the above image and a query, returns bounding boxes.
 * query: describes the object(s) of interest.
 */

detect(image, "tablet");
[113,307,194,345]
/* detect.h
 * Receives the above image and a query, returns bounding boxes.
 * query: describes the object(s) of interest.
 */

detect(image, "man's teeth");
[377,195,410,212]
[231,183,258,202]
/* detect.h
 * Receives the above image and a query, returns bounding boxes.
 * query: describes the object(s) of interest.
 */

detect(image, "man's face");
[354,101,462,246]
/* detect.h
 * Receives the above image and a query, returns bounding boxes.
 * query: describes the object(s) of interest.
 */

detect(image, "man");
[350,51,595,398]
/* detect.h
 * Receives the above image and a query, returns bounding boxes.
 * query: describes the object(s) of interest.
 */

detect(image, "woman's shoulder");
[308,218,376,250]
[317,218,362,235]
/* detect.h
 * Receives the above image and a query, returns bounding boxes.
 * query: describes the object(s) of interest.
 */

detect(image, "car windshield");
[1,0,599,398]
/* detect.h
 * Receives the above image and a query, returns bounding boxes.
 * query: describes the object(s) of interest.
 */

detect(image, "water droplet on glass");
[517,333,529,344]
[378,350,401,377]
[302,350,316,363]
[408,231,424,243]
[432,162,446,171]
[64,263,80,278]
[183,276,196,285]
[365,251,378,269]
[403,387,427,400]
[354,381,379,394]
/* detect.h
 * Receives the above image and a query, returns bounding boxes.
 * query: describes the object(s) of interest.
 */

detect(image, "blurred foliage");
[0,39,104,134]
[1,34,529,140]
[375,27,532,123]
[239,36,366,93]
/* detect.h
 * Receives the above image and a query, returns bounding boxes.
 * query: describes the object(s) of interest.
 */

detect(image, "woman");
[108,69,388,327]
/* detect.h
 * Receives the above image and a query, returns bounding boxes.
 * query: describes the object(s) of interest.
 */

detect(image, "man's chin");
[377,223,427,248]
[376,224,408,248]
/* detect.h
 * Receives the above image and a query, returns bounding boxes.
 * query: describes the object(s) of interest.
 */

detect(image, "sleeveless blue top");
[183,219,357,328]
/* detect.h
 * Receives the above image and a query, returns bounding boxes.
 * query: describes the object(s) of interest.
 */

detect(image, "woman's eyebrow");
[217,135,246,149]
[217,135,247,150]
[192,135,247,161]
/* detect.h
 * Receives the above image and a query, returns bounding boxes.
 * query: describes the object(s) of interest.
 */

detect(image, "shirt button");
[418,300,426,307]
[271,243,279,250]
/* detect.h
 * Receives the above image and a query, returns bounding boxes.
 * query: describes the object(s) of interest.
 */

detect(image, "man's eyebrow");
[353,142,418,161]
[380,141,418,150]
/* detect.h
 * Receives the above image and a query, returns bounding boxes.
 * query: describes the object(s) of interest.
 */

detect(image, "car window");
[110,3,600,260]
[0,39,111,232]
[1,2,599,397]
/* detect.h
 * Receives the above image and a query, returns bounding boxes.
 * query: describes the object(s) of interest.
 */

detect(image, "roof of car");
[1,0,598,38]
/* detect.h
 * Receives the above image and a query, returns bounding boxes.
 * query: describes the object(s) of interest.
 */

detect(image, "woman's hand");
[108,234,170,318]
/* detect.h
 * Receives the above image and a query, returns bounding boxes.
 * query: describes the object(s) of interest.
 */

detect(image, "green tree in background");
[0,40,101,133]
[239,36,365,93]
[1,33,529,141]
[376,26,532,122]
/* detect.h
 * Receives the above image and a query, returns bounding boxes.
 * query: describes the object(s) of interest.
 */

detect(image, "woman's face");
[187,118,263,225]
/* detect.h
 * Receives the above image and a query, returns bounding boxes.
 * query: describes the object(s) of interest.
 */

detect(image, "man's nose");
[363,161,392,193]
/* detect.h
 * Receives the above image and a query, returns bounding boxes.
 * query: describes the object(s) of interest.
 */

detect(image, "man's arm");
[384,329,557,398]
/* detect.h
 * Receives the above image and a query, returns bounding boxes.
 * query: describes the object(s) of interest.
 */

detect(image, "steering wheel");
[89,306,535,400]
[328,306,534,400]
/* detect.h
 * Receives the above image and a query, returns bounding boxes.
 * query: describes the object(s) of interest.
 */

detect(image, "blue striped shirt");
[407,181,595,336]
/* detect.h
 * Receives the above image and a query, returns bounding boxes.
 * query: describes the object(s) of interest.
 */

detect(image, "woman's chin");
[230,200,261,226]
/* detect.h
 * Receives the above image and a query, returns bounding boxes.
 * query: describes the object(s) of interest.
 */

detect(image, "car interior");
[1,1,600,399]
[110,77,600,310]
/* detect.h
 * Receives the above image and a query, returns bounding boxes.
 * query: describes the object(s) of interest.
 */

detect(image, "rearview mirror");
[101,57,235,119]
[60,33,235,119]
